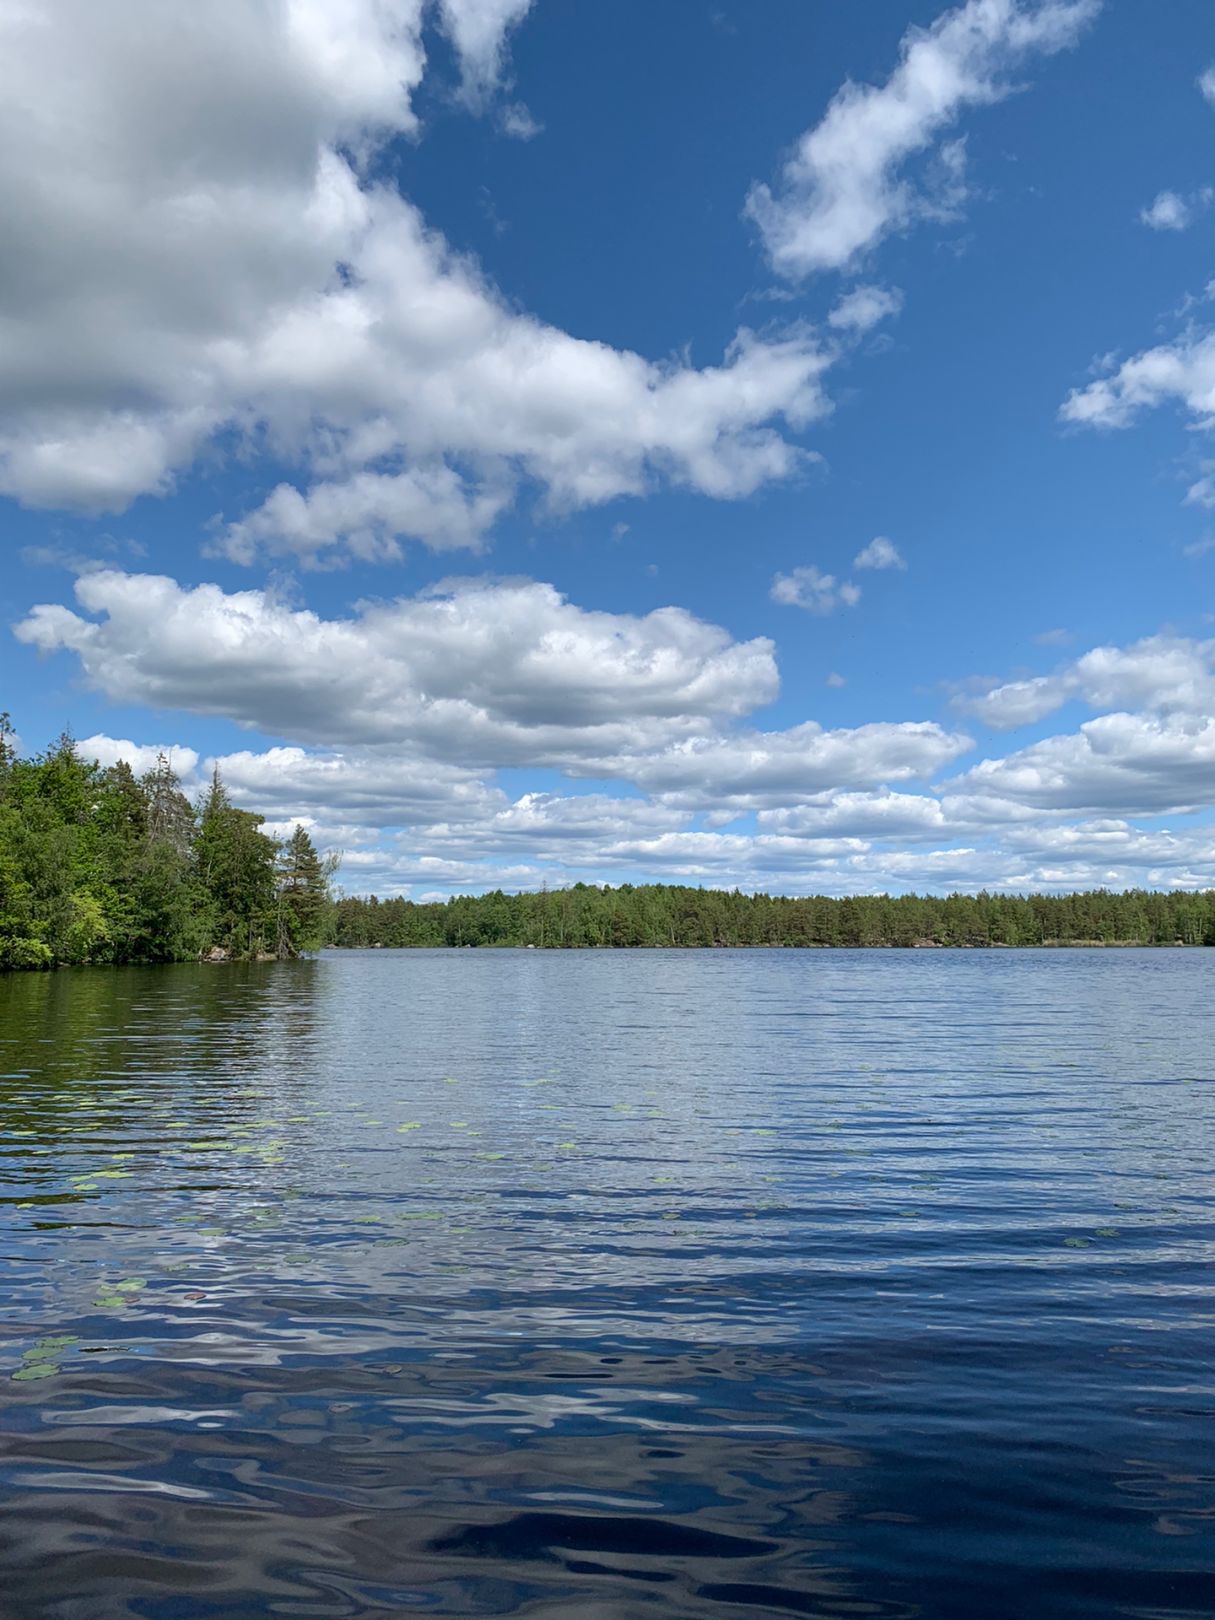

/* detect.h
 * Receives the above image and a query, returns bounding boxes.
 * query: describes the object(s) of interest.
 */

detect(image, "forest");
[0,717,332,970]
[330,878,1215,950]
[5,718,1215,969]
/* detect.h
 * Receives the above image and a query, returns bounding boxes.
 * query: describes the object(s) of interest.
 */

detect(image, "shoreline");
[5,938,1209,976]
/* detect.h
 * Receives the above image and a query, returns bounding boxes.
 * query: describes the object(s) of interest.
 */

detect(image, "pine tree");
[143,752,195,854]
[195,767,278,958]
[274,824,332,956]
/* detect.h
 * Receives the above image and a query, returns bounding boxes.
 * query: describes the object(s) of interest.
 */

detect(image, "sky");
[4,0,1215,900]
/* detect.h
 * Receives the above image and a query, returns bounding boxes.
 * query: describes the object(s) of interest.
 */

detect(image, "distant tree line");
[329,881,1215,950]
[0,716,333,970]
[6,714,1215,969]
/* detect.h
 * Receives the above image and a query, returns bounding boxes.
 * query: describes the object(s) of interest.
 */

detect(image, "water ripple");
[1,949,1213,1617]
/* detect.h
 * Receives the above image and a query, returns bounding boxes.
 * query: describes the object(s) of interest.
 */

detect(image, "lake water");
[0,948,1212,1619]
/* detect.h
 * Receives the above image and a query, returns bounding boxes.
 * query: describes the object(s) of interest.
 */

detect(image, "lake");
[0,948,1212,1618]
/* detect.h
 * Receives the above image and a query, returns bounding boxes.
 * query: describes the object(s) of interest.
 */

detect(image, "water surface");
[1,949,1212,1618]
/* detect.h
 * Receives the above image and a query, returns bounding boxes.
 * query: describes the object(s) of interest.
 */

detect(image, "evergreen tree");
[4,710,1215,972]
[275,824,333,956]
[195,767,278,957]
[143,752,195,854]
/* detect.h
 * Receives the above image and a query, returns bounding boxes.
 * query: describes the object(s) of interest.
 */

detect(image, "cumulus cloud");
[0,0,831,559]
[963,634,1215,729]
[956,711,1215,816]
[21,582,1215,895]
[337,808,1215,896]
[62,712,1215,896]
[759,788,957,840]
[601,720,973,812]
[211,746,501,829]
[219,467,513,567]
[746,0,1099,278]
[14,569,779,764]
[853,536,906,570]
[771,565,861,613]
[77,734,201,784]
[415,792,688,860]
[1060,330,1215,431]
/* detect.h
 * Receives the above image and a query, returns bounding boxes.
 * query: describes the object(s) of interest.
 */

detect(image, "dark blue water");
[0,949,1212,1618]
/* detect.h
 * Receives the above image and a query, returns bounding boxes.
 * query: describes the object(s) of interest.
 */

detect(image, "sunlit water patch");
[1,949,1212,1617]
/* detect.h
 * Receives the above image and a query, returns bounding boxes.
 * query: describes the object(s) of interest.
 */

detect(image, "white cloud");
[211,746,500,829]
[1060,330,1215,431]
[1200,65,1215,107]
[826,671,847,688]
[1140,189,1198,231]
[436,0,533,105]
[771,565,861,613]
[956,711,1215,815]
[759,788,957,840]
[14,569,779,764]
[603,720,973,811]
[964,634,1215,729]
[13,564,985,848]
[1001,817,1215,867]
[61,711,1215,896]
[965,672,1071,728]
[0,0,832,557]
[23,586,1215,896]
[499,101,542,140]
[746,0,1099,278]
[417,791,688,855]
[827,284,904,332]
[77,733,201,784]
[339,807,1215,895]
[853,535,906,570]
[219,467,513,567]
[1069,637,1215,714]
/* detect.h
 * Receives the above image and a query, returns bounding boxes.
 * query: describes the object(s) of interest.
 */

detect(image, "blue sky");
[5,0,1215,897]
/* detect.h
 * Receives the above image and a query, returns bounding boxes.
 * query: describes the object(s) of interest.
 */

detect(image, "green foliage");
[3,708,1213,970]
[0,722,336,971]
[275,824,333,955]
[194,768,279,956]
[328,881,1215,951]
